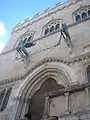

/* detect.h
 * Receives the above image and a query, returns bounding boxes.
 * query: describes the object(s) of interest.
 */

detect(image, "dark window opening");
[0,88,12,111]
[55,24,60,31]
[50,26,54,33]
[88,10,90,17]
[23,38,27,44]
[81,12,87,20]
[44,28,49,35]
[27,36,32,42]
[0,90,6,106]
[76,15,81,22]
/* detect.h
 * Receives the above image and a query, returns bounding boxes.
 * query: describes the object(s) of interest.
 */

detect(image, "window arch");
[43,19,62,36]
[23,35,34,44]
[81,12,87,20]
[27,36,33,42]
[88,10,90,17]
[15,31,35,47]
[44,28,49,35]
[50,26,54,33]
[23,37,27,44]
[55,24,60,30]
[75,15,81,22]
[0,88,12,111]
[74,6,90,22]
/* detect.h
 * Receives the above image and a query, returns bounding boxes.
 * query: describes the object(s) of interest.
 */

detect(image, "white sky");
[0,21,7,53]
[0,41,5,54]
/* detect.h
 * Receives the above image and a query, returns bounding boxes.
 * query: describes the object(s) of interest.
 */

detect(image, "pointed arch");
[42,18,62,36]
[13,60,77,120]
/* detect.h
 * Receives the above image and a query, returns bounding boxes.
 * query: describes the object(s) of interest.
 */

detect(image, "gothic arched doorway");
[29,78,64,120]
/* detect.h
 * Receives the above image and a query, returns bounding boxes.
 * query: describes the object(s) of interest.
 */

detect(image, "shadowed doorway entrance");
[27,78,64,120]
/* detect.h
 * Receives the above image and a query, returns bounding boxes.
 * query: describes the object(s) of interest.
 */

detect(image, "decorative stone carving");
[43,96,50,118]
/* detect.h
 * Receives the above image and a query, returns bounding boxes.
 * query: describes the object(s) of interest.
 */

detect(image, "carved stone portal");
[27,78,64,120]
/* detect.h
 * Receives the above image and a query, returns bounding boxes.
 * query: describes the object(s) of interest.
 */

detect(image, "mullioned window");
[73,6,90,22]
[43,19,62,36]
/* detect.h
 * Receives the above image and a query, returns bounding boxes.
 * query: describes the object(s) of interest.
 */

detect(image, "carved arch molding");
[14,62,73,120]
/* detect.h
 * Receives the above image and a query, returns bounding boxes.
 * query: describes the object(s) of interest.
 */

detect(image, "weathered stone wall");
[50,91,86,116]
[0,0,90,120]
[50,95,66,116]
[0,0,90,82]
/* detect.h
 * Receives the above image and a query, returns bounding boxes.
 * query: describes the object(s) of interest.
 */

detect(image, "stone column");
[21,98,30,119]
[64,92,70,113]
[14,96,29,119]
[43,96,50,118]
[85,87,90,110]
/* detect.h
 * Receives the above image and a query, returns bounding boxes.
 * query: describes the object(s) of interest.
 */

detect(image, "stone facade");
[0,0,90,120]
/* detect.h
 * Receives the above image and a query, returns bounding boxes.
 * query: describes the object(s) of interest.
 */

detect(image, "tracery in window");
[23,37,27,44]
[81,12,87,20]
[73,6,90,22]
[14,31,35,49]
[27,36,33,42]
[55,24,60,30]
[43,19,62,36]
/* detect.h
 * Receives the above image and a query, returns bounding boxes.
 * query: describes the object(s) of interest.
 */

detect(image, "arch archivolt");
[13,61,77,120]
[18,61,76,99]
